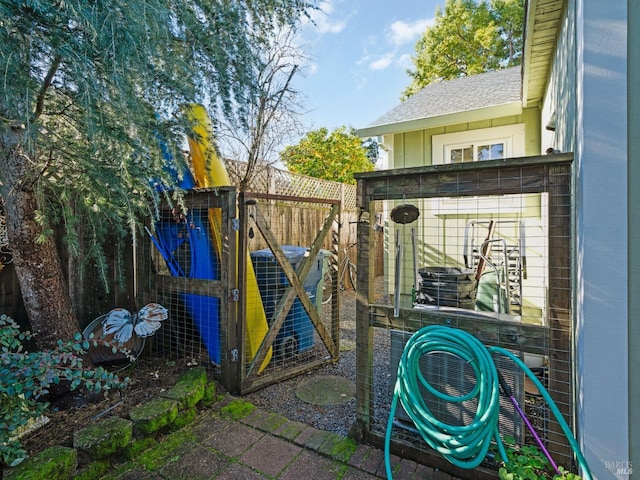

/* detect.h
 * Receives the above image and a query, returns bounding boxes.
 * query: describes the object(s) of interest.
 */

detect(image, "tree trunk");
[0,126,78,350]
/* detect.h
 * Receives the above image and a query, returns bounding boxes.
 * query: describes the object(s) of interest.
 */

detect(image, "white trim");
[357,102,523,138]
[446,139,509,163]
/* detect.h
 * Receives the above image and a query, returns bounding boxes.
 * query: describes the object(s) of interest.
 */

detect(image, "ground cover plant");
[0,315,130,467]
[496,435,582,480]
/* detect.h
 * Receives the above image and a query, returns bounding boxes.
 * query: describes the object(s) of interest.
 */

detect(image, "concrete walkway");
[105,395,445,480]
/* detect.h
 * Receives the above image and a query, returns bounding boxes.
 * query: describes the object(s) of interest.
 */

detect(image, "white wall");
[575,0,629,478]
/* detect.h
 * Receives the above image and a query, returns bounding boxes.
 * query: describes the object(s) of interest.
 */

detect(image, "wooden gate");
[235,192,341,394]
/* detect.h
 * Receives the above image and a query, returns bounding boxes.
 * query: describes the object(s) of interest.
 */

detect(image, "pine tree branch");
[32,55,62,122]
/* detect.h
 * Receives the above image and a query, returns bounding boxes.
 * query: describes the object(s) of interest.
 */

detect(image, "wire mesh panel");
[353,155,575,477]
[236,192,341,394]
[389,330,525,444]
[138,188,237,390]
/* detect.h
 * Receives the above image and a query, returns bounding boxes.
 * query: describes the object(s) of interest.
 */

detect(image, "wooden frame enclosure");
[140,187,239,392]
[352,154,575,478]
[141,186,343,396]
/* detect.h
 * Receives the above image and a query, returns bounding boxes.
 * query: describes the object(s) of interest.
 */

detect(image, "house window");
[432,124,525,166]
[477,142,505,160]
[450,146,473,163]
[432,125,526,213]
[447,141,506,163]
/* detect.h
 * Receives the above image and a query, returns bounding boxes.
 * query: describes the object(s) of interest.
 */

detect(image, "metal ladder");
[464,220,526,315]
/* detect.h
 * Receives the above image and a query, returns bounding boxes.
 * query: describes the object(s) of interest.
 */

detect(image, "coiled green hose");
[384,325,592,480]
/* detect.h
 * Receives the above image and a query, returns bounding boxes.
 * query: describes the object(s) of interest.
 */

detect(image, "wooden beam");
[369,305,550,356]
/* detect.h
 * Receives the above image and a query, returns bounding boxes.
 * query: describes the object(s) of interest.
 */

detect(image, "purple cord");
[509,394,561,475]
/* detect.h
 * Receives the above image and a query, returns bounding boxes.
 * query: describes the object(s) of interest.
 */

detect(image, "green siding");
[523,108,542,155]
[404,130,426,167]
[389,112,540,168]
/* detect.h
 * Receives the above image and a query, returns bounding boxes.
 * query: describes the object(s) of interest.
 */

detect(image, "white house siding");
[546,0,630,478]
[542,3,578,154]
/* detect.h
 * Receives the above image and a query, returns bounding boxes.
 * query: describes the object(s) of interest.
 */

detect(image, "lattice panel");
[224,159,357,210]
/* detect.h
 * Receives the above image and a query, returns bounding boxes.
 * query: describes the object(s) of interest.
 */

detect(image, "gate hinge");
[232,218,240,231]
[230,349,239,362]
[231,289,240,302]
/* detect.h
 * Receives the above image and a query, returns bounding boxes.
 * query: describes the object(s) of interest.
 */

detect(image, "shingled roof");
[360,67,522,136]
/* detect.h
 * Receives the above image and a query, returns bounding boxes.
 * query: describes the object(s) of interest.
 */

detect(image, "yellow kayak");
[186,104,272,372]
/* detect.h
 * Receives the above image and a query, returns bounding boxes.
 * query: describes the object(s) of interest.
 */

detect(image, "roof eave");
[357,101,524,138]
[521,0,565,108]
[521,0,537,106]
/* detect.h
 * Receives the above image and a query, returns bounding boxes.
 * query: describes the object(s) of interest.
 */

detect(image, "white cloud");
[309,0,348,34]
[358,17,433,73]
[369,53,394,71]
[306,62,319,76]
[387,18,433,46]
[396,53,413,70]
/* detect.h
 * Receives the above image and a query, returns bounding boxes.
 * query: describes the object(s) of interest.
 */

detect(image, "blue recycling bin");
[250,246,328,356]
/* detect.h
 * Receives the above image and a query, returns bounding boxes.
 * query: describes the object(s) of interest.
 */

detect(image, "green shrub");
[496,436,582,480]
[1,314,130,467]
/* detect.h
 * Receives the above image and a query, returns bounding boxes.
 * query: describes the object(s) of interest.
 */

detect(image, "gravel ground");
[243,278,394,437]
[244,289,358,436]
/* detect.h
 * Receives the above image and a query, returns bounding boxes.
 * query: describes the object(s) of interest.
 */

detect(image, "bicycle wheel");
[347,262,357,290]
[322,270,333,304]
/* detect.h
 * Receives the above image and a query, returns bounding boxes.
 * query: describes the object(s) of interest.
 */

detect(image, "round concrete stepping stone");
[295,375,355,406]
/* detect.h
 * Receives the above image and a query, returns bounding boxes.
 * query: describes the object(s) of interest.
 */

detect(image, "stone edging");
[3,366,214,480]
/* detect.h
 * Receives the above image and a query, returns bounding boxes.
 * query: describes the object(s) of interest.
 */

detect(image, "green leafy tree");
[362,137,380,164]
[280,127,374,185]
[403,0,524,99]
[0,0,317,350]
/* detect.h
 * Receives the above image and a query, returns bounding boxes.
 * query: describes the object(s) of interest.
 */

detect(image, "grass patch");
[331,437,358,463]
[73,460,110,480]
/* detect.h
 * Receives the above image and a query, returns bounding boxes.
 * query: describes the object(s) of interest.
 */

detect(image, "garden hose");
[384,325,592,480]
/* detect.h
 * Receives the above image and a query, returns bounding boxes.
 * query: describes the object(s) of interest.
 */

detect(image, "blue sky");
[294,0,441,133]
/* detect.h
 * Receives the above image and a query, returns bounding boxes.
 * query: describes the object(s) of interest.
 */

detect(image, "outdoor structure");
[357,0,636,479]
[353,155,575,477]
[138,162,362,395]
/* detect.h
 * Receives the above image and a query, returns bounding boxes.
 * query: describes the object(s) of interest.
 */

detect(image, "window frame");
[432,124,527,212]
[432,124,526,166]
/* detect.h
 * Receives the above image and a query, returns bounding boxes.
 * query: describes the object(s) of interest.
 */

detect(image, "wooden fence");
[226,160,359,255]
[0,162,358,332]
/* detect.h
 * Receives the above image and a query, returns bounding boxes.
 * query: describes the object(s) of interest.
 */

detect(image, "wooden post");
[351,179,374,441]
[546,163,573,464]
